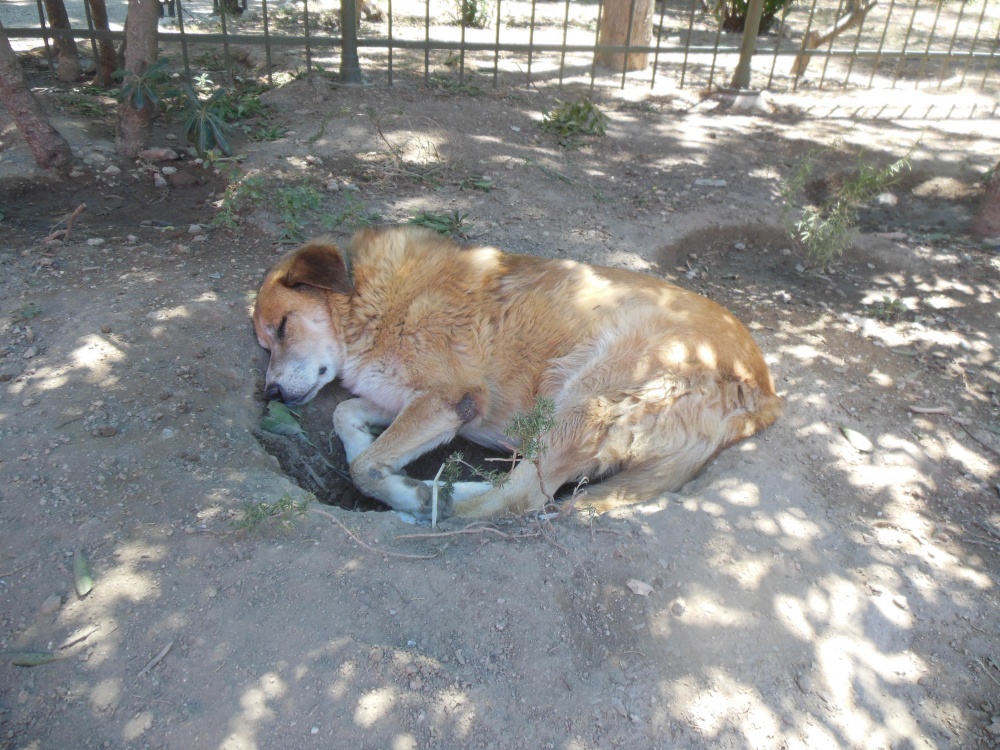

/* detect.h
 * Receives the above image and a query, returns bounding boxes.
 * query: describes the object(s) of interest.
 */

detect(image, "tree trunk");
[115,0,160,158]
[41,0,82,82]
[597,0,655,72]
[86,0,118,86]
[0,22,74,170]
[791,0,877,76]
[973,162,1000,238]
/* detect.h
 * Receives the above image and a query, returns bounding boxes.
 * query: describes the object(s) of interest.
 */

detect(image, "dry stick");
[302,461,327,491]
[136,640,174,680]
[0,561,34,578]
[310,507,441,560]
[907,405,1000,458]
[395,522,540,543]
[908,405,952,415]
[44,203,87,243]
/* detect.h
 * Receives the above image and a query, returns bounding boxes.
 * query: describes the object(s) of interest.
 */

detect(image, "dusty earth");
[2,56,1000,750]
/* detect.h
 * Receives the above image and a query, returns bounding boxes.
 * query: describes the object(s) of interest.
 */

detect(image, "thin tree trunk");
[41,0,82,82]
[597,0,655,72]
[791,0,877,76]
[0,22,74,170]
[86,0,117,86]
[973,162,1000,238]
[115,0,160,157]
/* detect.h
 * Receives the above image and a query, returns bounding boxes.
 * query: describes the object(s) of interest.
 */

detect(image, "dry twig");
[310,507,441,560]
[136,640,173,680]
[44,203,87,243]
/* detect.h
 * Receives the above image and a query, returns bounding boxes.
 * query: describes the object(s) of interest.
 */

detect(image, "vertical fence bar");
[705,10,726,90]
[527,0,538,86]
[301,0,312,80]
[558,0,571,87]
[619,0,638,88]
[958,0,989,88]
[80,0,102,86]
[936,1,967,90]
[33,0,55,76]
[791,0,820,91]
[980,20,1000,91]
[219,2,234,87]
[914,0,944,88]
[650,0,667,89]
[493,0,501,87]
[459,5,466,84]
[589,0,604,94]
[424,0,430,85]
[387,0,394,85]
[766,0,795,89]
[891,0,922,89]
[175,0,192,81]
[841,3,869,89]
[679,0,698,88]
[817,0,846,88]
[866,0,895,89]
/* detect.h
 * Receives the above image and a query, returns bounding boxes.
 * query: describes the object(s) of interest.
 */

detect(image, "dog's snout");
[265,383,286,402]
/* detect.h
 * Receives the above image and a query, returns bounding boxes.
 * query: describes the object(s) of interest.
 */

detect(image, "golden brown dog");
[253,225,781,519]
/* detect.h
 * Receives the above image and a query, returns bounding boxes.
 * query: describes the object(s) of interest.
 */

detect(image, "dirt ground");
[1,58,1000,750]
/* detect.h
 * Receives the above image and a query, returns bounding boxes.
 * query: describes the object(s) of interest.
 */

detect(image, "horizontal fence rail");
[3,0,999,93]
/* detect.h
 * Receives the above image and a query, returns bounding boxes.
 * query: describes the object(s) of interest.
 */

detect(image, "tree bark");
[115,0,160,157]
[41,0,82,82]
[973,162,1000,238]
[0,22,74,170]
[791,0,877,76]
[597,0,655,72]
[86,0,118,86]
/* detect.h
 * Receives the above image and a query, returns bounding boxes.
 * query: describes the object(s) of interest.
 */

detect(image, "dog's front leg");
[345,391,484,516]
[333,398,397,463]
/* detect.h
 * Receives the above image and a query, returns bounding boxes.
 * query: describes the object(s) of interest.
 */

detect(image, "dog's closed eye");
[277,315,288,339]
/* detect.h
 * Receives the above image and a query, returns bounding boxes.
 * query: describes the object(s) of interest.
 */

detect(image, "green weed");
[780,146,911,267]
[455,0,492,28]
[116,57,173,111]
[321,193,382,231]
[12,302,42,322]
[541,97,607,146]
[60,94,109,117]
[408,210,470,235]
[180,84,234,156]
[274,184,323,241]
[233,493,309,532]
[429,73,483,96]
[865,297,906,322]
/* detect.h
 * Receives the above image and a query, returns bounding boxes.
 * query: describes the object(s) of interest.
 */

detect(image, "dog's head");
[253,237,354,406]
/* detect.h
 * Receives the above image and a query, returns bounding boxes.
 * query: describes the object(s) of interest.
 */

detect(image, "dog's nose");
[264,383,286,402]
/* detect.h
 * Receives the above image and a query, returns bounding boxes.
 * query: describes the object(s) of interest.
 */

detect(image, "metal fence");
[3,0,999,94]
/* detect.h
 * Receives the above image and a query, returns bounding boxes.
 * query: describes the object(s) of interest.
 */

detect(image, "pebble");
[139,147,179,162]
[93,425,118,437]
[734,242,746,251]
[988,722,1000,736]
[671,600,686,616]
[892,595,909,611]
[87,238,105,246]
[23,345,38,360]
[101,324,112,334]
[40,593,63,615]
[153,172,169,188]
[796,673,812,694]
[103,165,121,177]
[694,178,726,187]
[161,166,178,176]
[305,155,323,166]
[18,690,29,705]
[325,180,340,192]
[22,397,36,407]
[188,224,204,235]
[310,726,319,735]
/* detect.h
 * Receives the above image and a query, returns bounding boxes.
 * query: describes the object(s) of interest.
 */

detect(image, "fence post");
[340,0,363,83]
[730,0,765,88]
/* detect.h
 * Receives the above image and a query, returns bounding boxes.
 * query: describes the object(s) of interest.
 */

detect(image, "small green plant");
[429,73,483,96]
[541,97,607,145]
[460,176,494,192]
[321,193,382,231]
[711,0,789,33]
[12,302,42,322]
[60,94,109,117]
[274,184,324,241]
[249,124,288,142]
[780,146,911,267]
[233,493,309,532]
[865,297,906,322]
[455,0,491,27]
[213,169,267,230]
[180,83,234,156]
[408,210,470,235]
[116,57,173,111]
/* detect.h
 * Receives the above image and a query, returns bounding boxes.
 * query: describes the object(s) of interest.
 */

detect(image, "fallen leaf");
[840,425,874,453]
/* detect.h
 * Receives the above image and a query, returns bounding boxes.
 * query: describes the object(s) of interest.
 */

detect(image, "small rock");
[101,324,112,334]
[694,178,726,187]
[139,147,179,162]
[18,689,29,705]
[40,593,63,615]
[69,169,86,178]
[87,238,105,247]
[102,165,121,177]
[188,224,204,235]
[207,587,218,598]
[796,673,812,694]
[325,179,340,192]
[161,166,178,176]
[23,345,38,360]
[780,248,793,256]
[166,170,199,189]
[22,397,36,407]
[310,726,320,735]
[671,600,686,616]
[170,243,191,255]
[93,425,118,438]
[165,134,177,140]
[626,579,653,597]
[892,595,908,611]
[734,242,746,251]
[153,172,169,188]
[305,155,323,166]
[84,152,108,166]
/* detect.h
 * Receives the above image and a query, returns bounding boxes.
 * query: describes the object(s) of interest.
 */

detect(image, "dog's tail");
[579,388,782,514]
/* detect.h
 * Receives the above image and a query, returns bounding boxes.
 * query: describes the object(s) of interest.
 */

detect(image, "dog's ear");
[283,240,354,295]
